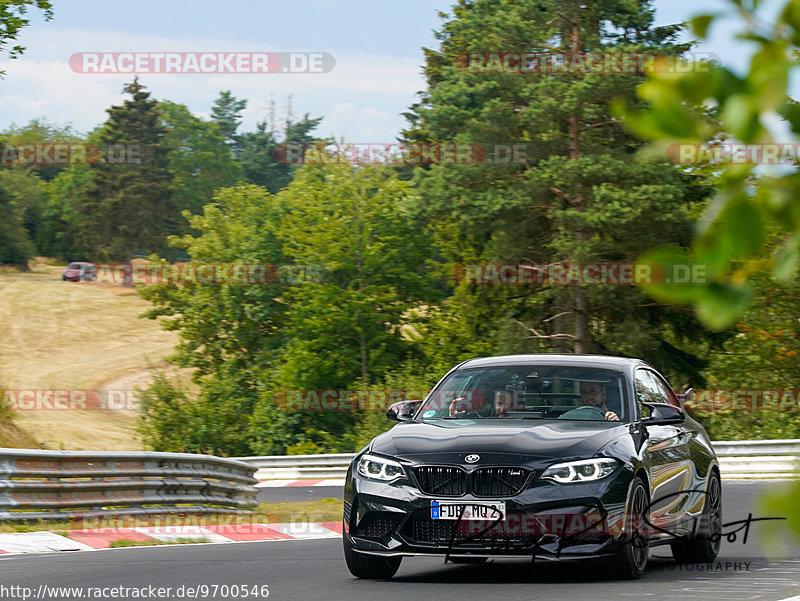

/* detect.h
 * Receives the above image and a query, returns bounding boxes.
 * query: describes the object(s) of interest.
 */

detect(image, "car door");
[650,369,710,531]
[636,368,693,532]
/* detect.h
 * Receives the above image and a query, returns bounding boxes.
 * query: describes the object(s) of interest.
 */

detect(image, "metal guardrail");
[236,453,358,468]
[236,440,800,482]
[713,439,800,479]
[710,439,800,456]
[0,449,258,521]
[235,453,357,480]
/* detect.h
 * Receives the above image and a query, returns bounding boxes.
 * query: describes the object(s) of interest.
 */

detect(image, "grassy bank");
[0,259,183,450]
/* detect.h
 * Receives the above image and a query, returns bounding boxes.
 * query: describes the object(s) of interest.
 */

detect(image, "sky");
[0,0,784,144]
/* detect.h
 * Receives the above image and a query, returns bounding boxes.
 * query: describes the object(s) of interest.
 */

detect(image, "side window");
[650,371,681,408]
[634,369,663,419]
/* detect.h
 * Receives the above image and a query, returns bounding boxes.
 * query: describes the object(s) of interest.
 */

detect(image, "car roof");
[457,354,646,371]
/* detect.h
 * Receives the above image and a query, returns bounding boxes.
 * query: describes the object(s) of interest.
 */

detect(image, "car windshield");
[418,365,628,422]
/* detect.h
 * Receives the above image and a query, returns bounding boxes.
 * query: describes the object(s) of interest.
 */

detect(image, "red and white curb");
[0,522,342,555]
[256,479,345,487]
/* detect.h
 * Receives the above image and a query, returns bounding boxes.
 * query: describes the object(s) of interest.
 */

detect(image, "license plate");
[431,501,506,521]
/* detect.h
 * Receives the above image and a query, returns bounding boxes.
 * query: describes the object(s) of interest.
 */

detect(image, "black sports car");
[343,354,722,580]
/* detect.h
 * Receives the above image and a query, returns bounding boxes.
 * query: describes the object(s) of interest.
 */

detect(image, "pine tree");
[82,78,175,260]
[403,0,719,381]
[210,90,247,154]
[238,114,323,193]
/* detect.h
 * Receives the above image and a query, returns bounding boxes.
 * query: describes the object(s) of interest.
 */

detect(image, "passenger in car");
[493,390,523,417]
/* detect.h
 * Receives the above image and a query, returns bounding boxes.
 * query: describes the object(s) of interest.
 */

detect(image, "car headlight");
[540,458,619,483]
[357,454,406,482]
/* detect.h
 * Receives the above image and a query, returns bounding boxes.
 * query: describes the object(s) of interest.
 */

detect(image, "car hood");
[370,419,627,464]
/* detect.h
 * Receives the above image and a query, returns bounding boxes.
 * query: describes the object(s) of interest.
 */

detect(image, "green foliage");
[0,120,84,260]
[0,183,34,267]
[137,367,267,457]
[689,253,800,440]
[0,168,48,256]
[691,411,800,441]
[402,0,720,383]
[619,0,800,329]
[1,118,82,181]
[42,163,95,259]
[137,164,437,455]
[761,476,800,544]
[276,164,436,386]
[210,90,247,152]
[708,266,800,389]
[257,165,437,451]
[139,184,288,378]
[137,184,289,455]
[238,115,323,193]
[618,0,800,539]
[0,93,318,263]
[135,372,197,453]
[79,79,175,260]
[159,100,243,218]
[345,370,437,452]
[0,0,52,75]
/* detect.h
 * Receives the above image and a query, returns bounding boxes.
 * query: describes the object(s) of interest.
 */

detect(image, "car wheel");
[609,476,649,580]
[670,469,722,564]
[343,523,402,579]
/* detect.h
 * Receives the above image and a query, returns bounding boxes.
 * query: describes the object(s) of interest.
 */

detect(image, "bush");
[690,410,800,441]
[0,185,34,269]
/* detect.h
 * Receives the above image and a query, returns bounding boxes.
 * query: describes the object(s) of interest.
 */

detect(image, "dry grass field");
[0,259,185,450]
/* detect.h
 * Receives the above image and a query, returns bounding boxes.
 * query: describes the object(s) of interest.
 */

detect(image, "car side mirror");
[386,400,422,422]
[677,388,694,407]
[642,402,686,426]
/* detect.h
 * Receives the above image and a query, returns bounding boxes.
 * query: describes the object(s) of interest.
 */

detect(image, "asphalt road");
[2,481,798,601]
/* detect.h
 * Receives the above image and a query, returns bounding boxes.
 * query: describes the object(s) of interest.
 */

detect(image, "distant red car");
[62,262,96,282]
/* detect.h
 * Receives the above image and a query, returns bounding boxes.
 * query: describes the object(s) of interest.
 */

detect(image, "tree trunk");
[568,9,590,354]
[574,287,589,354]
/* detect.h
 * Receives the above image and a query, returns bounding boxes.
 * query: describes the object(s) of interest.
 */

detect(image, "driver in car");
[579,381,619,421]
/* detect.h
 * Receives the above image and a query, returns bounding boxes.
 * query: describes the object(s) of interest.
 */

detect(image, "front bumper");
[344,461,635,560]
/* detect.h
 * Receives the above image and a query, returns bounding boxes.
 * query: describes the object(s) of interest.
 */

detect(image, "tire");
[608,476,649,580]
[671,470,722,564]
[343,524,402,579]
